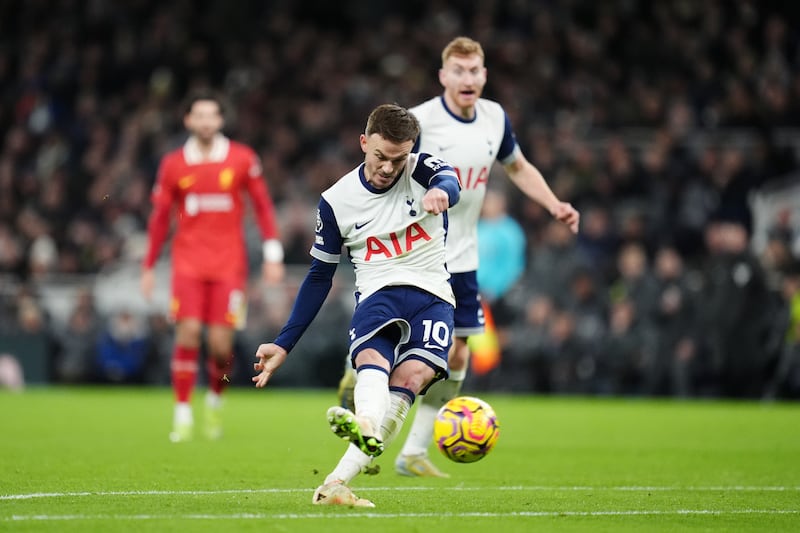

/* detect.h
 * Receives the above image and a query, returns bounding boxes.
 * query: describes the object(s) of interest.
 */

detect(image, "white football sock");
[447,367,467,383]
[399,403,437,456]
[379,391,411,447]
[354,367,389,435]
[174,402,193,425]
[325,443,372,485]
[205,391,222,409]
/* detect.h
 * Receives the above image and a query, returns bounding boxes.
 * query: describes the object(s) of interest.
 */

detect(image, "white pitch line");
[5,509,800,522]
[2,485,799,501]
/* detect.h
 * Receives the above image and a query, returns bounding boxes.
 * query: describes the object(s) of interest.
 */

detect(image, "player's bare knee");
[207,326,234,359]
[389,361,435,395]
[207,345,232,362]
[175,319,203,347]
[354,348,390,372]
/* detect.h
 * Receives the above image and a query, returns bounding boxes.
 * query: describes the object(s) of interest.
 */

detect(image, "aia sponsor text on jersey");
[364,223,432,261]
[455,166,489,189]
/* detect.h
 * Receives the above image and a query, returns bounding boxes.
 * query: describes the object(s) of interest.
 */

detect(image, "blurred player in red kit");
[141,91,285,442]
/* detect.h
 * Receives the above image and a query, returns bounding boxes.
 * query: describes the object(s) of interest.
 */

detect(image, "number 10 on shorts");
[422,319,451,350]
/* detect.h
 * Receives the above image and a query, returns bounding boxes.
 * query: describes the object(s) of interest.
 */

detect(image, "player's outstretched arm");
[252,342,288,388]
[503,152,580,234]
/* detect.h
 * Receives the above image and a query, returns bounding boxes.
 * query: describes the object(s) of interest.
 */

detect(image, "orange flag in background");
[467,300,501,375]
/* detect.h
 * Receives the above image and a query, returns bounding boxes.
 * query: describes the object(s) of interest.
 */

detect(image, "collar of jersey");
[183,133,230,164]
[359,164,402,194]
[439,95,478,124]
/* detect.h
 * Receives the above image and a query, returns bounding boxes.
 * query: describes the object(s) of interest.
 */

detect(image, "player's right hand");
[252,343,288,388]
[422,187,450,215]
[140,269,155,301]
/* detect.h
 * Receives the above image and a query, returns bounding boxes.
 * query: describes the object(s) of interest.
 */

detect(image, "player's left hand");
[552,202,580,234]
[252,342,288,388]
[262,261,285,286]
[422,188,450,215]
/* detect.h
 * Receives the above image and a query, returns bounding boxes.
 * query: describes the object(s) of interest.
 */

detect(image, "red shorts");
[170,274,247,330]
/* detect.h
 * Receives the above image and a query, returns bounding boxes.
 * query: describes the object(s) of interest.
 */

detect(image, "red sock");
[172,346,199,403]
[206,354,234,395]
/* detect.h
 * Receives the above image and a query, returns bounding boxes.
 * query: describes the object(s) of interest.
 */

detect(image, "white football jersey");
[411,96,520,273]
[311,153,458,305]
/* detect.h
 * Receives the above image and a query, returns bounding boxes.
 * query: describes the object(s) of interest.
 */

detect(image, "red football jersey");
[143,134,280,281]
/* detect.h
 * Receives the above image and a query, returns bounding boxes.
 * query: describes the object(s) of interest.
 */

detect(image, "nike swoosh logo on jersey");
[354,220,374,229]
[438,145,454,152]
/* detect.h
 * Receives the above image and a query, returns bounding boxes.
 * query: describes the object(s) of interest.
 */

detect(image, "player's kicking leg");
[328,362,391,458]
[315,352,393,506]
[327,406,384,456]
[316,365,420,506]
[313,394,408,507]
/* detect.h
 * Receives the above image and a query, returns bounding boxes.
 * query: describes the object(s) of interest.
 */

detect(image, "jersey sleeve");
[309,197,343,263]
[411,153,461,206]
[244,149,281,242]
[497,112,521,164]
[142,155,177,269]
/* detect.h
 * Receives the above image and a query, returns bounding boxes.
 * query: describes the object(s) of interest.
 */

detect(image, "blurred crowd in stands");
[1,0,799,398]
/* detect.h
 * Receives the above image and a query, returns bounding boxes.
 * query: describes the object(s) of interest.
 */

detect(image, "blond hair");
[441,36,485,65]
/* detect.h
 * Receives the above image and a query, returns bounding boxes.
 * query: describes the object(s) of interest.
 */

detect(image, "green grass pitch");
[1,387,798,532]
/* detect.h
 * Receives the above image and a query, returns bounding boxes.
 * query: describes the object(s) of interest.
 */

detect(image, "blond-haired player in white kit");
[338,36,580,477]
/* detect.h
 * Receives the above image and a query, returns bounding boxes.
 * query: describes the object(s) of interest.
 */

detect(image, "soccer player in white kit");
[252,104,461,507]
[396,36,580,476]
[339,37,580,477]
